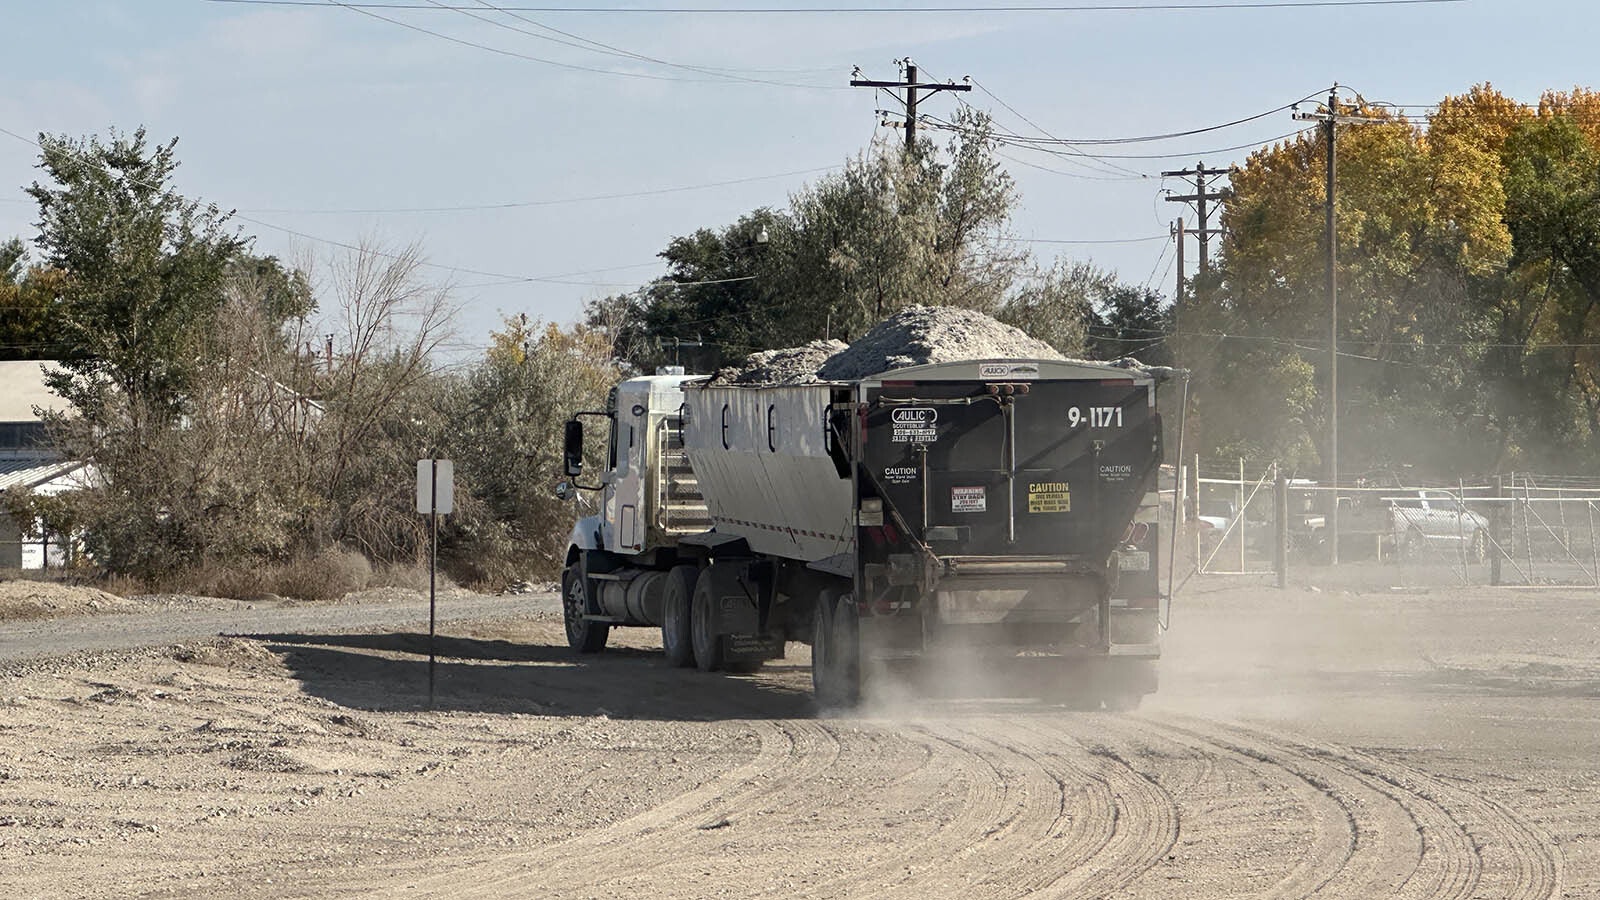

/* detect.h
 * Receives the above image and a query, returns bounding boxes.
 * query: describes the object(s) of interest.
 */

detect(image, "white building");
[0,361,91,569]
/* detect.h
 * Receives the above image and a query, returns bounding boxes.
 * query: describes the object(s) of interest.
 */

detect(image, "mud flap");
[721,633,786,664]
[706,571,784,663]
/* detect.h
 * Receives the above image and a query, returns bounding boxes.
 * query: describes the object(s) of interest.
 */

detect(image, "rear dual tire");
[692,568,726,673]
[811,590,860,709]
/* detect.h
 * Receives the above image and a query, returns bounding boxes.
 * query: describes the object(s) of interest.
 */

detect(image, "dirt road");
[1,577,1595,898]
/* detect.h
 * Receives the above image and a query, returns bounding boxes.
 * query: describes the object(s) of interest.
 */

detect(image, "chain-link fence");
[1182,462,1600,589]
[1191,458,1280,576]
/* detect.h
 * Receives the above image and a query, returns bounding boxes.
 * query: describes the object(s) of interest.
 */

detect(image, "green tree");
[1208,87,1538,474]
[28,127,246,433]
[589,109,1025,373]
[444,317,619,582]
[0,238,66,361]
[1494,114,1600,464]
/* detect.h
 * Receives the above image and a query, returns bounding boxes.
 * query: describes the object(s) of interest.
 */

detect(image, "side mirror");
[563,420,584,477]
[554,481,572,501]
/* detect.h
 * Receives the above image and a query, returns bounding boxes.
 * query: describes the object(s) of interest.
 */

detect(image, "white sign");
[416,459,454,514]
[891,407,939,443]
[978,362,1039,379]
[951,486,986,513]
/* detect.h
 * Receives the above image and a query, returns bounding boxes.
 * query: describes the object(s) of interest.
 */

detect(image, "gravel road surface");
[1,575,1593,899]
[0,590,559,666]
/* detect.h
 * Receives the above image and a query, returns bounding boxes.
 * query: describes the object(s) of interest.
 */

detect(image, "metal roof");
[0,457,86,492]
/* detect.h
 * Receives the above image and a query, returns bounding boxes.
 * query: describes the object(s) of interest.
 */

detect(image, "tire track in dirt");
[1001,715,1180,899]
[1133,715,1561,900]
[868,719,1113,900]
[1104,714,1362,898]
[1145,716,1437,897]
[786,721,1021,899]
[813,712,1178,900]
[382,718,818,897]
[1272,730,1562,900]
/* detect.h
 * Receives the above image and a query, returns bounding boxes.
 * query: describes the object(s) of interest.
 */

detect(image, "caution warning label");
[1027,481,1071,513]
[951,486,987,513]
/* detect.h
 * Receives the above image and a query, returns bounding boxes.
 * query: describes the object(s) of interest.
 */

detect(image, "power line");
[207,0,1470,13]
[906,63,1141,179]
[1039,127,1311,159]
[972,88,1331,145]
[1163,162,1229,276]
[992,148,1149,182]
[317,0,841,86]
[240,165,840,214]
[850,60,971,155]
[425,0,842,88]
[1140,239,1173,292]
[964,76,1146,178]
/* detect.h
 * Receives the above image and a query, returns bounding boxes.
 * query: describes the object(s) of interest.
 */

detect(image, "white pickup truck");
[1341,490,1489,561]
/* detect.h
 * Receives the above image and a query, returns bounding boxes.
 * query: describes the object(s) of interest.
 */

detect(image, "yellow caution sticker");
[1027,481,1070,513]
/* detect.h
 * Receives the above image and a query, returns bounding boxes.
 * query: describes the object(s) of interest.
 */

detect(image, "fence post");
[1588,499,1598,589]
[1194,452,1202,572]
[1276,467,1289,589]
[1491,475,1503,586]
[1239,456,1247,572]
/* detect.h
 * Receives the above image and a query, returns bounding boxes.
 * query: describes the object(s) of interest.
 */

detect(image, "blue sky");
[1,1,1594,358]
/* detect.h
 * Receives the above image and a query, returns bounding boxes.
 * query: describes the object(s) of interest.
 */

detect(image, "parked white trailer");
[558,356,1174,707]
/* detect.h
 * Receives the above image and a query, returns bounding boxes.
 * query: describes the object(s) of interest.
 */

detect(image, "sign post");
[416,459,453,707]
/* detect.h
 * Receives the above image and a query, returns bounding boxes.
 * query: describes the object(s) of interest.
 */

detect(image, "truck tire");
[1099,659,1157,712]
[691,565,727,673]
[661,565,698,668]
[561,567,609,654]
[812,590,860,708]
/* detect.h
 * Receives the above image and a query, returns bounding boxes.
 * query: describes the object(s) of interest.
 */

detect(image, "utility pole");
[1293,84,1383,566]
[1170,218,1187,306]
[850,59,971,155]
[1163,162,1230,291]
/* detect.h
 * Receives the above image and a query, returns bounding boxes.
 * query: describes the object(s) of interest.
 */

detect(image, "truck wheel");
[561,567,609,654]
[661,565,698,668]
[812,590,860,708]
[691,566,726,673]
[1102,660,1157,712]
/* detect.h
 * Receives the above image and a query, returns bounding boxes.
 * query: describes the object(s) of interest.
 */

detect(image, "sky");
[1,0,1596,360]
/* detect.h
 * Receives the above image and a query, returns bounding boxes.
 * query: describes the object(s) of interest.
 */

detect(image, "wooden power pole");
[851,59,971,155]
[1292,84,1383,566]
[1163,162,1230,290]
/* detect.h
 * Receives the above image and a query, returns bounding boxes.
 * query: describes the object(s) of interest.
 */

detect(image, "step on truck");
[557,357,1173,708]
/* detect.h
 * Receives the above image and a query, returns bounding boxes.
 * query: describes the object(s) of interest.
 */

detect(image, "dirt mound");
[816,305,1065,380]
[708,307,1066,386]
[168,638,288,673]
[0,579,132,621]
[708,339,848,385]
